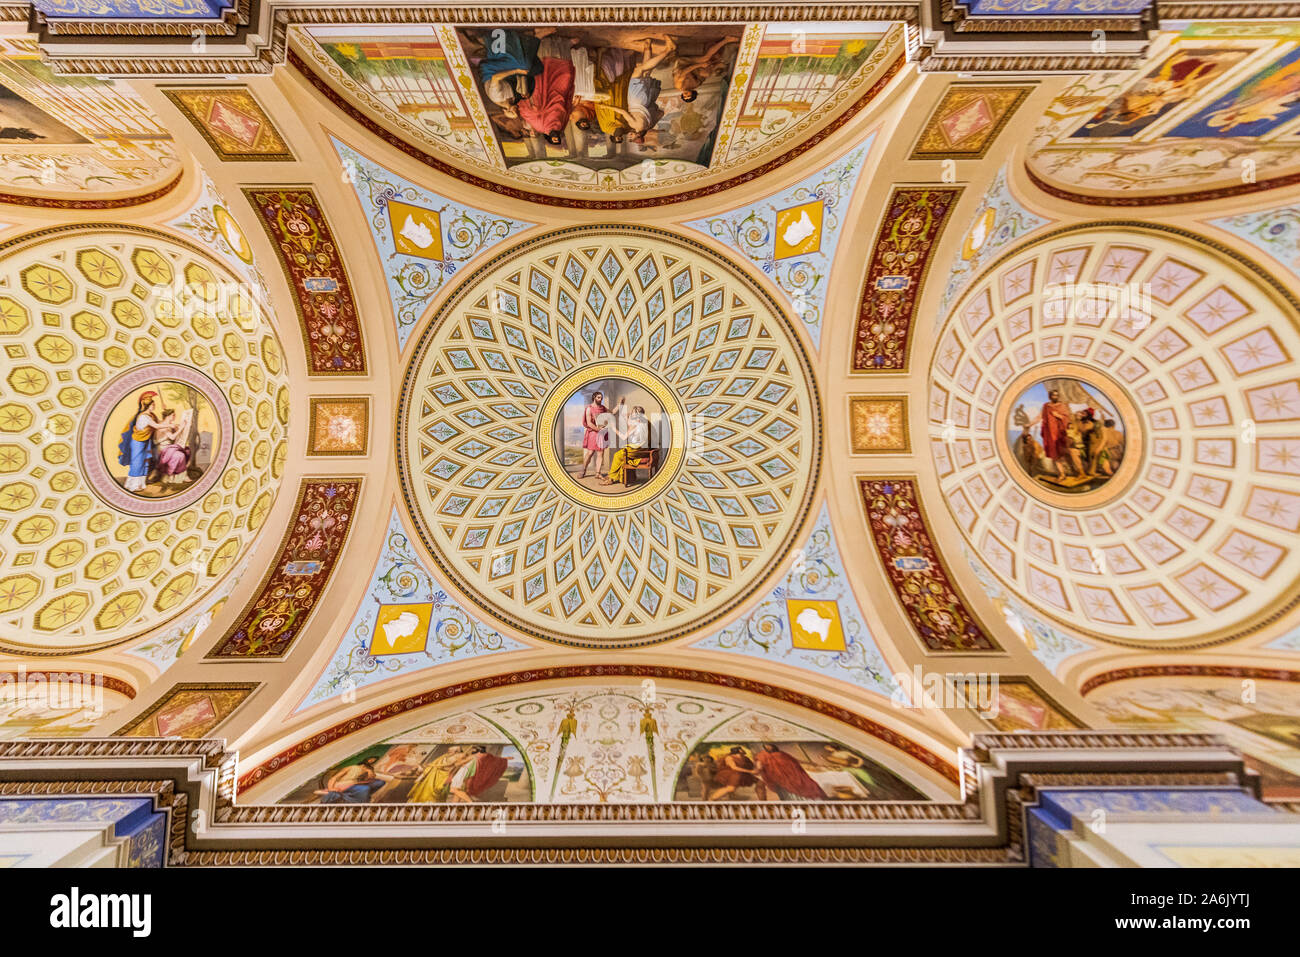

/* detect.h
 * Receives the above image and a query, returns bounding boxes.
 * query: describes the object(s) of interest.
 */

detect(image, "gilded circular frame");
[994,361,1143,511]
[536,361,686,511]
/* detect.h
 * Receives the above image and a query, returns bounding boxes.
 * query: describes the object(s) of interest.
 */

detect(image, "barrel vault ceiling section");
[0,2,1299,839]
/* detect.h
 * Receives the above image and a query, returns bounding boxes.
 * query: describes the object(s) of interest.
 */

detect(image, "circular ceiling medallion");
[996,361,1142,510]
[537,361,686,510]
[930,224,1300,648]
[398,225,821,649]
[0,225,289,654]
[78,362,233,516]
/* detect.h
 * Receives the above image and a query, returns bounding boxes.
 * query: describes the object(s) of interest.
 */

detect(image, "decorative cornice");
[283,3,921,22]
[970,730,1227,750]
[226,795,982,825]
[35,1,1272,75]
[0,777,177,799]
[178,845,1011,865]
[915,48,1147,71]
[0,732,1270,865]
[1161,0,1300,15]
[0,737,232,769]
[939,0,1149,33]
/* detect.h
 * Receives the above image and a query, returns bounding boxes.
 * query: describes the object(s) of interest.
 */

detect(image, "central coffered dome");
[398,225,820,648]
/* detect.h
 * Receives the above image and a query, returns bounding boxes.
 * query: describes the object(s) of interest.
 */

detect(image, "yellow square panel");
[786,598,846,651]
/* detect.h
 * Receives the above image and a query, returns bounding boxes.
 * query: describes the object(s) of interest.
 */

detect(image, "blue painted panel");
[1026,807,1068,867]
[1040,788,1274,818]
[0,797,166,867]
[965,0,1148,14]
[33,0,232,19]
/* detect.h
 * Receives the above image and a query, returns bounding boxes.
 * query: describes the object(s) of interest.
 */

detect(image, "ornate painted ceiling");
[2,0,1300,865]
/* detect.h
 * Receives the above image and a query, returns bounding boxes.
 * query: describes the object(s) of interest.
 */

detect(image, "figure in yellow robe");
[602,408,652,486]
[406,746,465,803]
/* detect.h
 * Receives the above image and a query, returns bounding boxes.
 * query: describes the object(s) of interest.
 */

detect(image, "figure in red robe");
[518,57,576,145]
[1029,388,1078,480]
[460,746,510,800]
[754,744,826,800]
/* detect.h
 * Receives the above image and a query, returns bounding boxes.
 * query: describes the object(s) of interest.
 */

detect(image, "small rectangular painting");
[984,679,1081,732]
[117,683,257,739]
[279,742,531,804]
[163,88,294,161]
[1069,48,1248,138]
[674,739,926,801]
[455,26,742,182]
[849,396,910,453]
[307,396,369,456]
[910,85,1029,159]
[0,82,87,144]
[1168,45,1300,138]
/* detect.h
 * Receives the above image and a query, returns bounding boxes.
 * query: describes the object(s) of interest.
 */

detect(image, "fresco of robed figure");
[675,738,926,802]
[1007,377,1126,495]
[278,742,531,804]
[103,381,220,500]
[554,376,671,495]
[457,25,741,179]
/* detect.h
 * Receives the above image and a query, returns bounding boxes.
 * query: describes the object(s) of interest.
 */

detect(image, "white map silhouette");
[794,607,832,643]
[381,610,421,648]
[399,214,435,250]
[782,209,816,248]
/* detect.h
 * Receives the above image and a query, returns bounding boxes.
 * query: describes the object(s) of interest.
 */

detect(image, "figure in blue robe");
[116,390,161,492]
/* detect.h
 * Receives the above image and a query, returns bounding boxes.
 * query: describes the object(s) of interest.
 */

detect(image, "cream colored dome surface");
[930,223,1300,648]
[0,225,289,653]
[398,225,820,648]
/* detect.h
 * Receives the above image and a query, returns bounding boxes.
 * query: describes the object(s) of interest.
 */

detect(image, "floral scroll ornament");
[853,187,961,371]
[707,208,824,332]
[168,172,272,305]
[692,506,894,697]
[208,481,362,659]
[300,509,521,709]
[859,479,998,652]
[938,165,1051,314]
[687,141,872,348]
[333,139,532,350]
[243,187,367,373]
[1211,204,1300,282]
